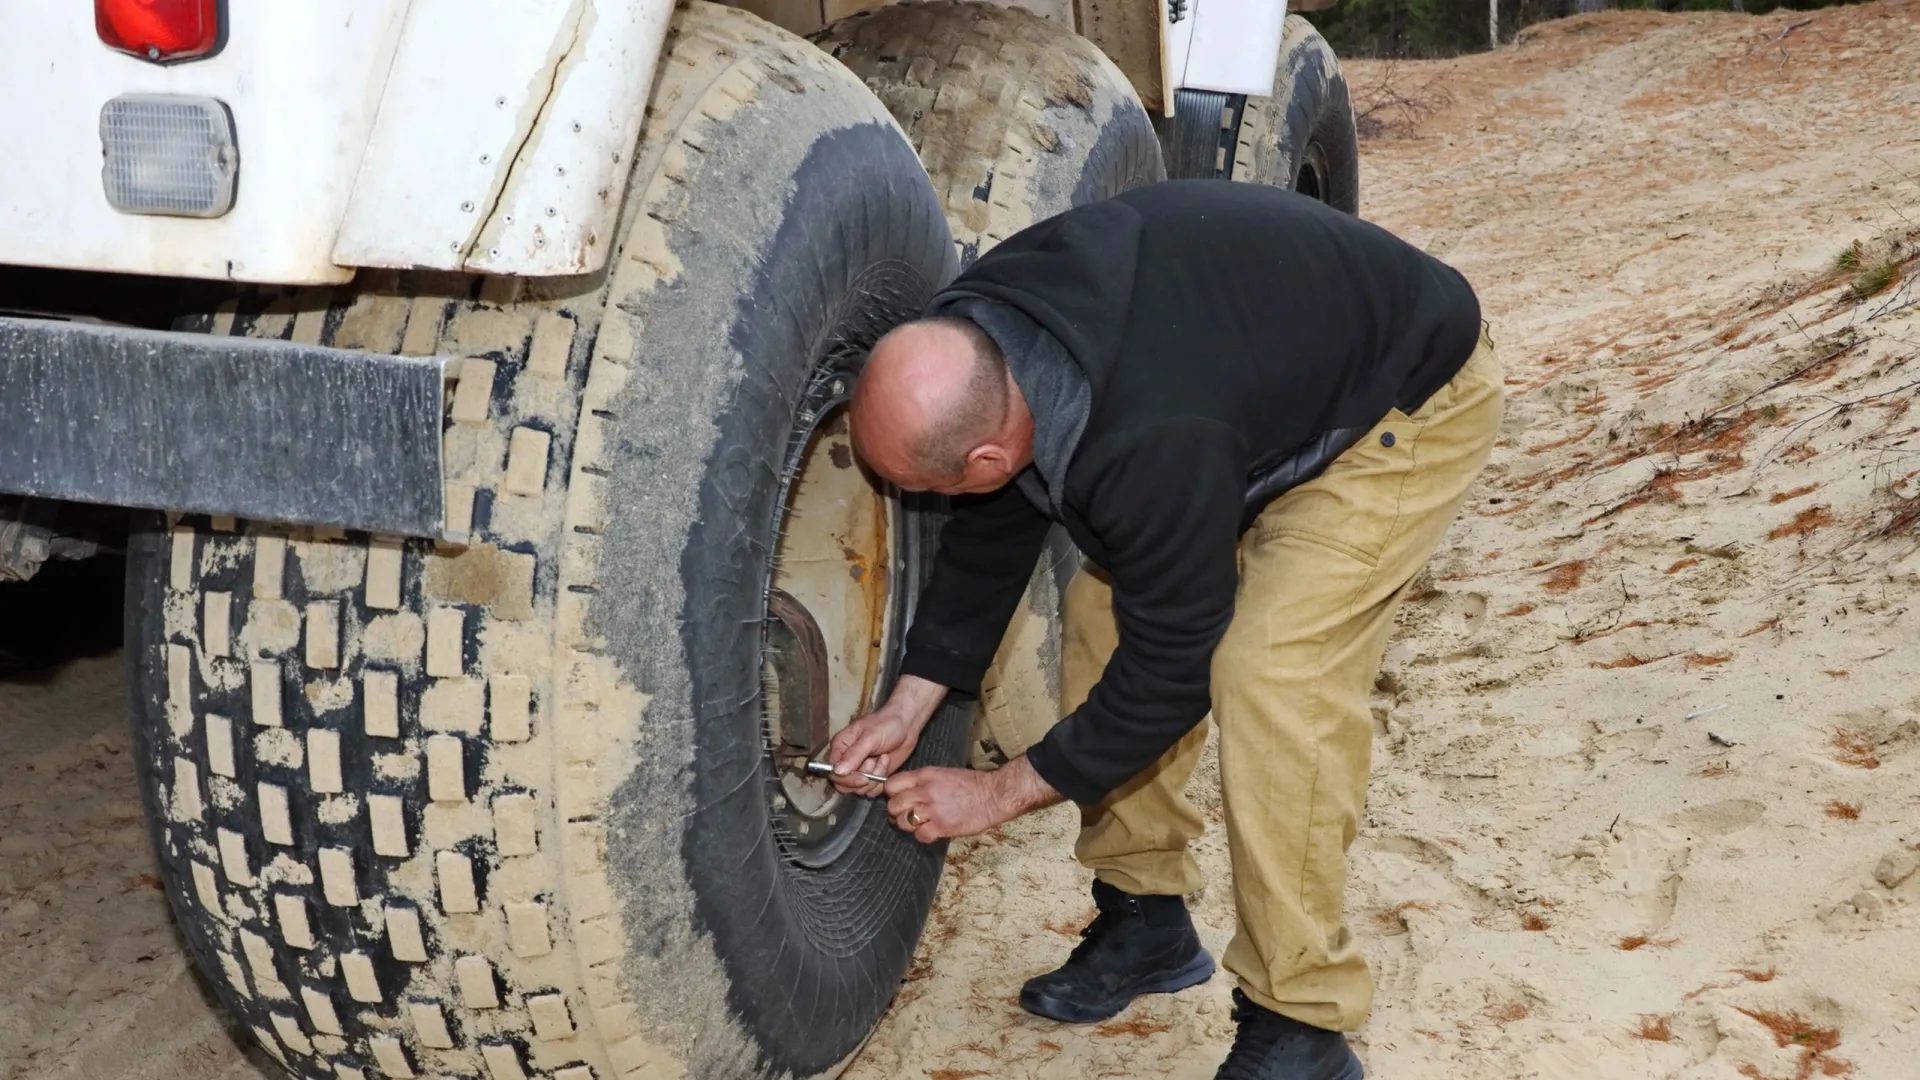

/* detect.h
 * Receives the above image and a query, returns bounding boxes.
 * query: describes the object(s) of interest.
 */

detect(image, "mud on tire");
[814,0,1165,266]
[126,4,959,1079]
[1233,15,1360,213]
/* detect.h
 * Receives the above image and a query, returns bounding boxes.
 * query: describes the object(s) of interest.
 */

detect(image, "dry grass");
[1873,494,1920,539]
[1735,1008,1847,1079]
[1094,1015,1172,1038]
[1771,483,1821,504]
[1668,408,1766,456]
[1375,900,1438,929]
[1667,556,1702,574]
[1527,423,1600,456]
[1770,505,1834,540]
[1844,257,1901,302]
[1633,1015,1676,1042]
[1542,560,1589,593]
[1740,616,1782,638]
[1585,459,1745,525]
[1700,762,1730,778]
[1504,602,1537,617]
[1592,652,1674,670]
[1484,1001,1531,1024]
[1618,934,1679,951]
[1831,729,1881,770]
[1350,59,1454,139]
[1509,460,1593,494]
[1824,800,1862,821]
[1572,618,1656,646]
[1685,651,1734,669]
[1520,912,1552,931]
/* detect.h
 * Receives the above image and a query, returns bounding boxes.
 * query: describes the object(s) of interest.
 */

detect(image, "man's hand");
[884,755,1062,843]
[826,674,948,797]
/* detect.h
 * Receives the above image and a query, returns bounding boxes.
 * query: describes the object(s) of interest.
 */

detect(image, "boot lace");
[1064,908,1120,964]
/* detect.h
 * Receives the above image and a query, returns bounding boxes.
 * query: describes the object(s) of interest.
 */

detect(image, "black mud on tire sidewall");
[591,110,961,1075]
[1278,26,1360,214]
[1066,84,1165,214]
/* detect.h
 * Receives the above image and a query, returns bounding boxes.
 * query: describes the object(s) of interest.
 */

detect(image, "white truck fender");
[1162,0,1290,108]
[334,0,675,277]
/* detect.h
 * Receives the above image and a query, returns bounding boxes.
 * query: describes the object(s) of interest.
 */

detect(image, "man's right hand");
[826,674,948,798]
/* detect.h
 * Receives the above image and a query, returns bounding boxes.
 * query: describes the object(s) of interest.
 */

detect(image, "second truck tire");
[127,5,962,1079]
[1234,15,1361,212]
[815,0,1166,264]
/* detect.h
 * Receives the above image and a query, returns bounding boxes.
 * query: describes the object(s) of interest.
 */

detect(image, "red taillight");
[96,0,221,63]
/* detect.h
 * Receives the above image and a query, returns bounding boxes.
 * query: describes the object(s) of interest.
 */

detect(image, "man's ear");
[965,442,1013,475]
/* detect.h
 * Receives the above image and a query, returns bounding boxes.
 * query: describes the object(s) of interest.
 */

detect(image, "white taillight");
[100,94,238,218]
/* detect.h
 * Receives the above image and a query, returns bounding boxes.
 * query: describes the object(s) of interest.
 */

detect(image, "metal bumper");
[0,316,448,537]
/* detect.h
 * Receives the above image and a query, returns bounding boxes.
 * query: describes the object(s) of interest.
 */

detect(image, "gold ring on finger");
[906,810,924,828]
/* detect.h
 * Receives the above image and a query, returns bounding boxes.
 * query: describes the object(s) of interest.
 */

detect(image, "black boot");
[1215,989,1364,1080]
[1019,880,1215,1023]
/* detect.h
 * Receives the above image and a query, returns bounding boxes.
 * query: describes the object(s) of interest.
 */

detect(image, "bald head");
[850,317,1032,494]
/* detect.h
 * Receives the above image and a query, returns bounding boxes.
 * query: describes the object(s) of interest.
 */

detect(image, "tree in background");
[1305,0,1864,57]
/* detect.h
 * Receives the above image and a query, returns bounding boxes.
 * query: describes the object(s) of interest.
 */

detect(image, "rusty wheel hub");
[762,372,897,867]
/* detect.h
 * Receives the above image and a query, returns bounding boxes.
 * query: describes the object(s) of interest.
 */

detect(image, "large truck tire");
[125,5,960,1079]
[1233,15,1360,212]
[814,0,1165,264]
[813,1,1165,767]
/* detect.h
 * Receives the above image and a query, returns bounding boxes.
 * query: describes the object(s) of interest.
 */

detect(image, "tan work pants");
[1059,335,1503,1032]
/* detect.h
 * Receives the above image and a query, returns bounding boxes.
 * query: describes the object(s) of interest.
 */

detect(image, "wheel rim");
[1295,141,1330,203]
[762,368,898,868]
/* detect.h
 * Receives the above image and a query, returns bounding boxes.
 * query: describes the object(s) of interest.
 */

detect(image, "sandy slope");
[4,6,1919,1079]
[848,5,1920,1078]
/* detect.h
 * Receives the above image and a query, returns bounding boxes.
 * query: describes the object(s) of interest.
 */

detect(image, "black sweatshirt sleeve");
[898,482,1054,695]
[1026,421,1246,805]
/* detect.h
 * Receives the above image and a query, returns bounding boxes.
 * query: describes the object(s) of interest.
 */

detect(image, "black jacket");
[897,180,1482,805]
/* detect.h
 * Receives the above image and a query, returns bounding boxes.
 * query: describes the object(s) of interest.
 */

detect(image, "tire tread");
[133,6,861,1079]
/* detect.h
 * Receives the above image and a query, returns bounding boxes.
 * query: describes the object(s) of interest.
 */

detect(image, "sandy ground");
[848,5,1920,1078]
[5,5,1920,1079]
[0,654,274,1080]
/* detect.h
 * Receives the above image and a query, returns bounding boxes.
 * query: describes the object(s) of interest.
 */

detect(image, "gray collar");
[948,298,1090,519]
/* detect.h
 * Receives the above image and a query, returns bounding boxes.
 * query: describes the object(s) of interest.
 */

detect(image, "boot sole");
[1018,949,1217,1024]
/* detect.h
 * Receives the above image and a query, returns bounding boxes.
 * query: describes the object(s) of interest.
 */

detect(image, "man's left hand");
[883,755,1062,843]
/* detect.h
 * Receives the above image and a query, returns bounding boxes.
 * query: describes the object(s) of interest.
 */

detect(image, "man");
[827,179,1501,1079]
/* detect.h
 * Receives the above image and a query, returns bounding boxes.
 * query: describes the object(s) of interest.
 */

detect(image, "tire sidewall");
[587,85,960,1076]
[1275,21,1361,214]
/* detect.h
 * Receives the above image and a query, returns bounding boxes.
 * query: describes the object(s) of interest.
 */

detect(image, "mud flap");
[0,314,447,536]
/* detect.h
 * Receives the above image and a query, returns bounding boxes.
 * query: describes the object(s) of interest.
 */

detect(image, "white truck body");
[0,0,670,285]
[0,0,1283,286]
